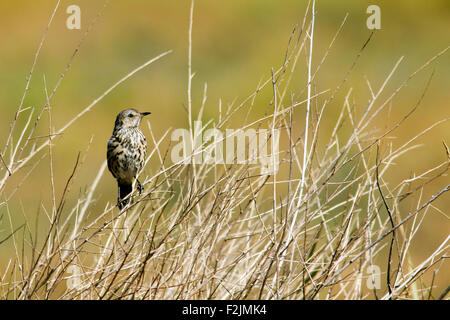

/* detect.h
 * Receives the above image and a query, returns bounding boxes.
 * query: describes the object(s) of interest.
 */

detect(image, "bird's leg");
[136,178,143,195]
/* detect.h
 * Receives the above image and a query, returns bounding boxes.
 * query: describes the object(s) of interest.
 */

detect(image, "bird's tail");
[118,183,133,209]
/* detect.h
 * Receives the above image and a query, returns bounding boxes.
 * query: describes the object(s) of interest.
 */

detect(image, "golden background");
[0,0,448,296]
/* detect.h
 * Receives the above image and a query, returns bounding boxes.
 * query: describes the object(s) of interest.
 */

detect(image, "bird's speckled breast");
[107,127,147,185]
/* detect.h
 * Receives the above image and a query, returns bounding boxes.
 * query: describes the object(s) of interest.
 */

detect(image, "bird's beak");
[140,112,151,117]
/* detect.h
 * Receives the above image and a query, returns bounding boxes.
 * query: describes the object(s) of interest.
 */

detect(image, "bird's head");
[114,108,151,130]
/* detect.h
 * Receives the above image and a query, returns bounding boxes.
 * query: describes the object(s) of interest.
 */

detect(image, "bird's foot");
[137,179,143,195]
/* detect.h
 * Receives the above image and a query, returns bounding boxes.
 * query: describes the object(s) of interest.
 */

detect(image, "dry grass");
[0,1,448,300]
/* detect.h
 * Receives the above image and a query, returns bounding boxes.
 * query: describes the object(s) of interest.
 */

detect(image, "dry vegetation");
[0,1,448,300]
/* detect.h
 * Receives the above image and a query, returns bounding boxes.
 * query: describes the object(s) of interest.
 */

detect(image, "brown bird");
[107,108,150,209]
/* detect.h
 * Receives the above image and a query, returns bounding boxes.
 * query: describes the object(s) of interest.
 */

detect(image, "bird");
[107,108,151,209]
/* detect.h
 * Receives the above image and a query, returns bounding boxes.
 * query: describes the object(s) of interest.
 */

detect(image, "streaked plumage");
[107,108,150,208]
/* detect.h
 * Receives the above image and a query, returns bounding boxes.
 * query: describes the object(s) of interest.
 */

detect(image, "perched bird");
[107,108,151,209]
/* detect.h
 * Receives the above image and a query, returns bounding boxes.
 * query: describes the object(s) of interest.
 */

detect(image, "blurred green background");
[0,0,449,296]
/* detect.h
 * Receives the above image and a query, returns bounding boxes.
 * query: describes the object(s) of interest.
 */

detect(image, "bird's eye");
[128,114,134,118]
